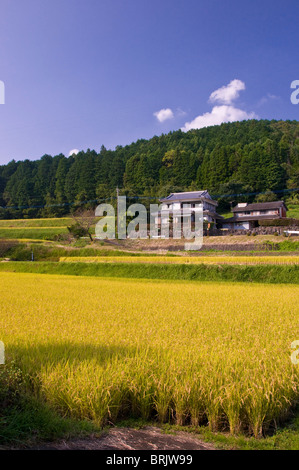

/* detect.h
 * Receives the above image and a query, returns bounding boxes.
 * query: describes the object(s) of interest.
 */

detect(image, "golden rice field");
[1,272,299,437]
[60,255,299,265]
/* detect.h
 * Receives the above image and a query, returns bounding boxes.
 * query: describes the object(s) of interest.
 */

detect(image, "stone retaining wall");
[211,226,296,236]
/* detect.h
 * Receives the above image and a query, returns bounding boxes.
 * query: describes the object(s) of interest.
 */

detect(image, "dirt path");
[28,427,216,450]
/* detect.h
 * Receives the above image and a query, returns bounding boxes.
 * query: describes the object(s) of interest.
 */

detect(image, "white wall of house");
[235,221,250,230]
[236,210,279,217]
[156,192,219,229]
[222,221,250,230]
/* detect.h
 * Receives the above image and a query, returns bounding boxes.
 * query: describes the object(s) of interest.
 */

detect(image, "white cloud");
[181,105,257,132]
[257,93,280,107]
[181,79,257,132]
[209,79,245,105]
[68,149,80,156]
[176,107,187,117]
[268,94,279,100]
[154,108,174,122]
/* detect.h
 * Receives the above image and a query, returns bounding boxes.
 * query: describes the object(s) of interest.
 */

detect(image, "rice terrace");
[1,208,299,450]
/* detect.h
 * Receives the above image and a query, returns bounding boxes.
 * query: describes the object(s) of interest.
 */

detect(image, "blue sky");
[0,0,298,164]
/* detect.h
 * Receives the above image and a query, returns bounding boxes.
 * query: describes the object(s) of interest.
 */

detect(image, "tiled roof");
[160,190,211,202]
[233,201,287,213]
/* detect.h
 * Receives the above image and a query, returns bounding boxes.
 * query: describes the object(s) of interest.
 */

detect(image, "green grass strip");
[0,261,298,284]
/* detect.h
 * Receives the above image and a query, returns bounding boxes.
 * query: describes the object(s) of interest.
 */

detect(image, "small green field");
[0,227,69,240]
[0,217,72,240]
[0,217,99,240]
[287,204,299,220]
[0,218,73,227]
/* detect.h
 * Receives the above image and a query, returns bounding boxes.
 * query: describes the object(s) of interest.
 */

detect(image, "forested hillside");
[0,119,299,218]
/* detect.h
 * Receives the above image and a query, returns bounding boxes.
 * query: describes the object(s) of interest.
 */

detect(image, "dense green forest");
[0,119,299,219]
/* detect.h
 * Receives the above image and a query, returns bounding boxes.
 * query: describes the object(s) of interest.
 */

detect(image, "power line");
[0,187,298,211]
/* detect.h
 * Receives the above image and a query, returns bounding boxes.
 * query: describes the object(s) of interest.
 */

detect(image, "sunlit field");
[1,272,299,437]
[60,255,299,265]
[0,218,73,227]
[0,227,69,240]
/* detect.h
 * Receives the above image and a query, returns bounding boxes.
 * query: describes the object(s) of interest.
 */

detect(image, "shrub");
[259,218,299,227]
[0,240,19,258]
[67,223,88,239]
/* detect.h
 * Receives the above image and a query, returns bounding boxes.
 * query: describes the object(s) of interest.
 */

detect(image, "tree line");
[0,119,299,219]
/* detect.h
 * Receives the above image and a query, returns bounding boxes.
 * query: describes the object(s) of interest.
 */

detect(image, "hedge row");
[258,218,299,227]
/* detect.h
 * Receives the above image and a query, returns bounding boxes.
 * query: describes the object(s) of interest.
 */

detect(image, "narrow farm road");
[27,427,216,450]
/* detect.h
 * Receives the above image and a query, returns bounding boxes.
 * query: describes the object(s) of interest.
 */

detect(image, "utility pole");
[116,187,119,236]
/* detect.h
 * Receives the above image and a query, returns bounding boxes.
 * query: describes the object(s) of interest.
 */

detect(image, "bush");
[67,223,88,239]
[10,246,34,261]
[0,240,19,258]
[259,218,299,227]
[277,240,299,251]
[53,233,73,242]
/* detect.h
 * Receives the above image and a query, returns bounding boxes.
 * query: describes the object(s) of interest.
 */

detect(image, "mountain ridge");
[0,119,299,218]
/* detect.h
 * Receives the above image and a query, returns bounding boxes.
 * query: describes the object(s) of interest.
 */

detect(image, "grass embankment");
[0,362,98,446]
[2,239,299,264]
[0,261,299,284]
[267,240,299,251]
[0,228,69,240]
[60,255,299,265]
[0,218,73,228]
[160,420,299,450]
[287,205,299,220]
[4,244,160,261]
